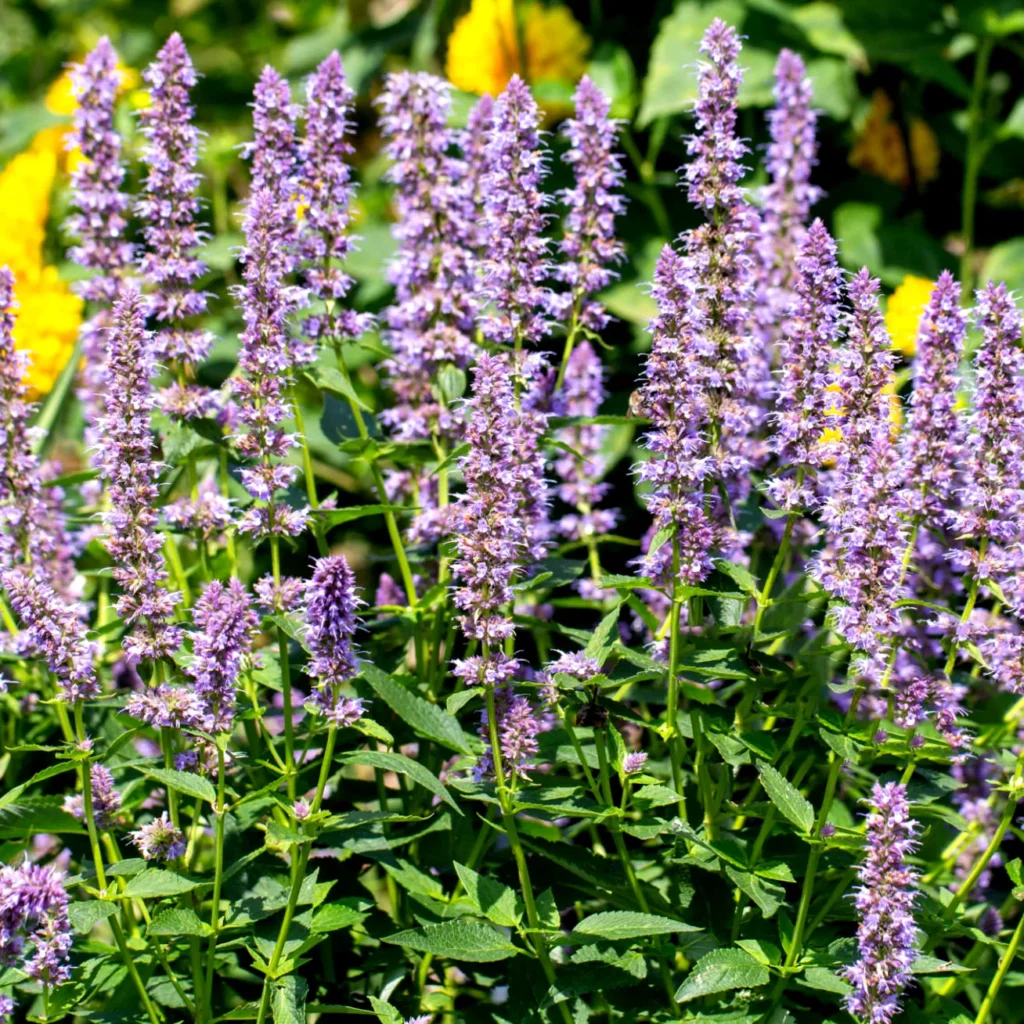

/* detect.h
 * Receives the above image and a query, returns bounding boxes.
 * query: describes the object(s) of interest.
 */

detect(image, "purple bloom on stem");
[0,862,72,986]
[758,49,821,340]
[187,578,258,733]
[130,811,186,862]
[377,71,478,444]
[765,218,841,510]
[0,994,13,1023]
[2,568,99,702]
[305,555,366,724]
[554,76,626,332]
[622,751,648,775]
[125,684,204,729]
[63,764,121,828]
[244,66,301,209]
[137,32,212,374]
[462,94,495,254]
[842,781,919,1024]
[480,75,553,347]
[475,687,541,782]
[97,287,182,661]
[899,271,966,523]
[65,37,133,447]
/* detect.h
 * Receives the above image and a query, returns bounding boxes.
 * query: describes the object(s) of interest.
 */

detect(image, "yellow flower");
[445,0,589,107]
[885,275,934,357]
[849,90,939,190]
[817,379,902,463]
[0,150,82,397]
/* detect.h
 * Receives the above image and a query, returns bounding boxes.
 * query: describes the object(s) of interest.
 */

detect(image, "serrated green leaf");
[148,908,209,936]
[306,367,372,411]
[310,899,371,934]
[319,504,407,527]
[757,760,815,834]
[569,911,699,944]
[271,974,307,1024]
[143,767,217,804]
[342,751,461,814]
[447,687,482,716]
[123,869,199,899]
[361,663,472,754]
[68,900,119,934]
[383,920,519,962]
[455,862,521,928]
[584,604,623,665]
[675,947,770,1002]
[799,966,852,995]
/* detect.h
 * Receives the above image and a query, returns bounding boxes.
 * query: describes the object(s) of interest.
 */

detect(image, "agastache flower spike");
[305,555,366,725]
[898,271,966,523]
[461,94,495,255]
[0,862,72,986]
[765,218,841,511]
[842,782,919,1024]
[475,686,541,782]
[480,75,554,347]
[66,37,134,449]
[2,568,99,702]
[0,269,77,592]
[187,578,259,733]
[758,49,821,336]
[297,52,369,367]
[130,811,186,862]
[244,66,301,209]
[634,248,717,584]
[554,75,626,332]
[684,20,766,490]
[377,71,478,444]
[232,188,309,540]
[63,764,121,828]
[137,33,213,379]
[97,287,182,661]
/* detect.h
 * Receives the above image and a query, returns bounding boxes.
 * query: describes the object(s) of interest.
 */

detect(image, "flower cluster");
[0,861,72,986]
[63,764,121,828]
[130,811,186,862]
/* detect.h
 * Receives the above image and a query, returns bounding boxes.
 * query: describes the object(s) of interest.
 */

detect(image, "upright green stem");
[290,386,328,557]
[271,537,297,800]
[666,537,686,819]
[204,744,228,1010]
[945,543,986,676]
[973,909,1024,1024]
[961,36,994,297]
[753,470,804,639]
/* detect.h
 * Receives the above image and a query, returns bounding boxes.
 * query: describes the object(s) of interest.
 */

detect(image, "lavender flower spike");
[759,49,821,315]
[480,75,553,347]
[2,567,99,702]
[842,781,919,1024]
[297,52,369,367]
[97,286,182,661]
[65,37,133,447]
[64,764,121,828]
[244,66,301,204]
[187,578,259,733]
[130,811,186,862]
[765,218,841,511]
[305,555,366,726]
[554,75,626,332]
[898,270,966,522]
[0,861,72,986]
[475,687,541,782]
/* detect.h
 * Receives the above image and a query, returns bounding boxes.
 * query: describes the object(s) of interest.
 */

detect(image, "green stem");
[271,537,297,800]
[945,541,986,676]
[204,744,228,1010]
[973,908,1024,1024]
[666,537,685,819]
[753,473,803,639]
[961,35,994,297]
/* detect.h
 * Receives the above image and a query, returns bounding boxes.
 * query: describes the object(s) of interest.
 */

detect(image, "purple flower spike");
[899,271,966,522]
[297,52,369,366]
[65,37,134,448]
[554,76,626,331]
[244,66,301,206]
[232,188,309,540]
[377,71,478,445]
[137,33,212,375]
[64,764,121,829]
[130,811,186,862]
[187,578,259,733]
[759,49,821,329]
[766,218,841,511]
[0,269,77,592]
[475,687,541,782]
[481,75,553,347]
[305,555,366,725]
[98,287,182,662]
[2,568,99,702]
[634,248,716,584]
[0,862,72,986]
[462,94,495,253]
[842,782,919,1024]
[622,751,648,775]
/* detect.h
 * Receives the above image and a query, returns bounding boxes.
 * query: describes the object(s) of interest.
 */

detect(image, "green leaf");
[367,997,402,1024]
[638,0,745,127]
[757,760,815,834]
[143,767,217,804]
[148,908,210,937]
[725,866,786,919]
[124,869,199,899]
[30,337,83,459]
[342,751,461,814]
[319,504,407,527]
[911,955,974,975]
[799,966,853,995]
[360,664,472,754]
[0,762,78,812]
[383,920,519,962]
[982,238,1024,298]
[584,604,623,665]
[675,947,770,1002]
[834,202,883,276]
[447,687,482,716]
[310,899,371,934]
[306,367,372,412]
[569,911,699,944]
[68,900,119,933]
[271,974,307,1024]
[454,862,521,928]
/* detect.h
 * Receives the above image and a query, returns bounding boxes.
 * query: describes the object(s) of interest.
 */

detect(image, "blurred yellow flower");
[818,378,902,463]
[850,90,939,190]
[0,150,82,397]
[445,0,589,105]
[885,275,934,357]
